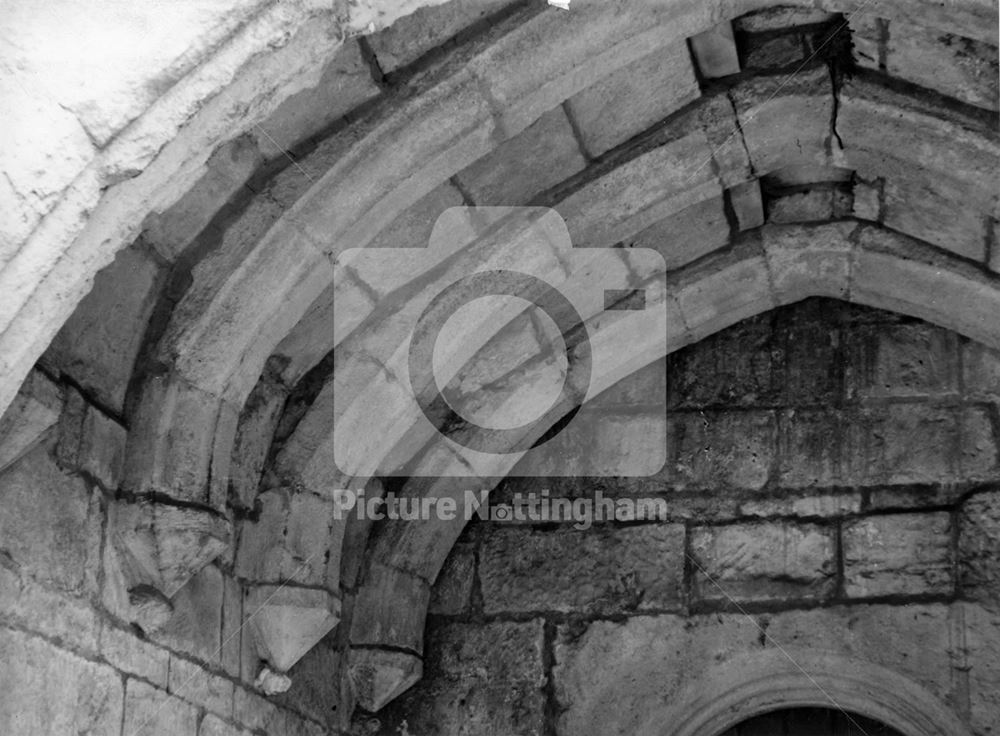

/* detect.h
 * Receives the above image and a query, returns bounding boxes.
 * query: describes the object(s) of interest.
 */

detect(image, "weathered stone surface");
[271,637,341,725]
[766,187,849,223]
[254,40,380,157]
[350,563,429,652]
[882,174,986,261]
[734,7,837,33]
[235,488,340,588]
[99,622,170,688]
[689,21,740,78]
[233,687,286,732]
[960,492,1000,606]
[349,648,423,713]
[729,179,765,230]
[246,584,340,672]
[0,629,123,736]
[963,342,1000,399]
[480,523,684,614]
[853,176,882,220]
[852,404,959,485]
[742,32,805,70]
[673,410,777,490]
[553,605,954,736]
[961,602,1000,733]
[123,679,199,736]
[0,443,98,593]
[848,12,883,72]
[777,410,849,488]
[154,563,225,663]
[429,541,475,615]
[961,406,999,478]
[454,106,586,204]
[169,654,235,717]
[57,394,128,491]
[367,0,517,73]
[843,513,953,597]
[565,41,699,157]
[690,521,836,603]
[373,619,544,729]
[199,713,255,736]
[256,665,293,695]
[0,368,62,474]
[0,565,101,654]
[846,323,959,399]
[44,244,162,413]
[112,499,230,598]
[886,20,999,111]
[627,196,729,269]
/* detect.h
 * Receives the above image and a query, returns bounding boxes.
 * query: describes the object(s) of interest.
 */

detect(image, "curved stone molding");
[644,649,972,736]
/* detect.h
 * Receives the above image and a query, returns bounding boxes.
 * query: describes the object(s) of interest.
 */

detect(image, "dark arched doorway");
[721,707,906,736]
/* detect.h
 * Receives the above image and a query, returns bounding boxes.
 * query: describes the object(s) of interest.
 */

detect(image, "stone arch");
[640,649,972,736]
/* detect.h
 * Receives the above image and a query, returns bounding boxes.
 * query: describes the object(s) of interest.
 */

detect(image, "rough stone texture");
[730,179,766,230]
[626,196,730,269]
[480,524,685,614]
[123,678,200,736]
[565,41,700,157]
[229,372,288,510]
[673,410,777,491]
[454,106,586,204]
[43,243,163,413]
[690,521,837,603]
[99,622,170,689]
[842,513,953,598]
[367,0,517,73]
[886,20,999,111]
[962,602,1000,734]
[0,443,99,594]
[963,342,1000,400]
[852,405,960,485]
[846,323,959,399]
[0,368,62,474]
[152,563,224,664]
[429,541,475,615]
[0,629,123,736]
[253,40,380,157]
[960,492,1000,606]
[169,654,235,717]
[372,620,545,735]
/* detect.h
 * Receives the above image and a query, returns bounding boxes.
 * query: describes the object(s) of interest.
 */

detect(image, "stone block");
[71,399,127,491]
[0,629,122,736]
[145,136,264,261]
[348,648,423,713]
[235,488,340,588]
[729,179,765,230]
[43,244,163,412]
[246,584,340,673]
[734,8,837,33]
[199,713,254,736]
[848,12,883,71]
[729,67,833,173]
[154,563,225,663]
[882,175,987,261]
[673,410,777,491]
[350,563,429,652]
[233,687,286,733]
[271,636,341,726]
[0,567,101,654]
[565,41,699,157]
[0,368,62,474]
[846,323,959,399]
[254,40,380,157]
[852,177,881,221]
[960,492,1000,605]
[429,541,475,615]
[626,196,729,270]
[738,490,862,518]
[777,410,849,488]
[689,21,740,78]
[690,521,836,603]
[112,499,230,599]
[480,523,684,615]
[843,513,953,597]
[0,443,98,594]
[123,679,199,736]
[767,188,836,223]
[220,573,243,678]
[961,406,999,478]
[961,603,1000,733]
[375,620,544,730]
[887,20,999,111]
[852,404,958,485]
[99,622,170,689]
[367,0,517,73]
[454,106,586,204]
[169,654,234,717]
[742,32,806,70]
[963,342,1000,400]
